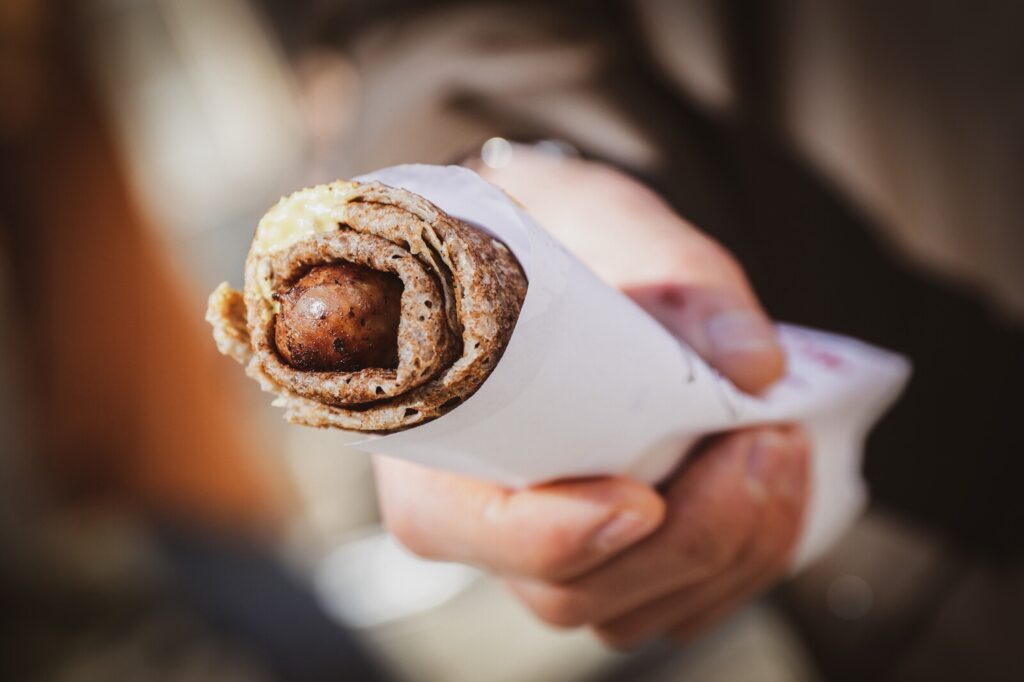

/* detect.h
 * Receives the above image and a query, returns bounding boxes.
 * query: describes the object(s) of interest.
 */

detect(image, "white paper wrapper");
[348,164,911,567]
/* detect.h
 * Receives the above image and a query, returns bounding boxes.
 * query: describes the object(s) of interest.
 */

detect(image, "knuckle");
[709,241,746,279]
[582,163,662,208]
[523,527,588,582]
[383,504,437,560]
[673,514,741,575]
[522,586,594,629]
[608,180,663,214]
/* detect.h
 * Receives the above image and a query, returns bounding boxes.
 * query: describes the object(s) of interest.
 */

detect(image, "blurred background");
[1,0,1022,680]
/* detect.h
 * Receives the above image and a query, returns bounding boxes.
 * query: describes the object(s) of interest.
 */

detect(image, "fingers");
[465,149,800,646]
[374,455,665,582]
[592,429,809,647]
[506,427,805,628]
[668,437,808,644]
[474,148,738,291]
[625,283,785,394]
[473,146,785,393]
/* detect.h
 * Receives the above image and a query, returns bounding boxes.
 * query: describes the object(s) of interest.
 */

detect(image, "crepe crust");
[207,180,527,432]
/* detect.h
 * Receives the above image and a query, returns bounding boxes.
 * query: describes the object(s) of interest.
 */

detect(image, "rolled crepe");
[207,180,527,432]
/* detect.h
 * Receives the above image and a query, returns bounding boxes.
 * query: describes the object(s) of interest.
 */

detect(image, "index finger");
[374,455,665,582]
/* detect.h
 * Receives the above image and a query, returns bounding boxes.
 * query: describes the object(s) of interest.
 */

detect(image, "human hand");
[374,147,809,646]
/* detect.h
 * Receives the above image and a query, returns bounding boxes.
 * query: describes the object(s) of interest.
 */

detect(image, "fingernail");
[747,430,808,502]
[705,311,779,357]
[778,431,809,500]
[746,431,788,502]
[749,430,778,499]
[591,510,654,554]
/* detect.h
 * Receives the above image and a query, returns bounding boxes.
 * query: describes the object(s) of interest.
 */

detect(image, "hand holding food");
[207,150,907,647]
[375,150,808,645]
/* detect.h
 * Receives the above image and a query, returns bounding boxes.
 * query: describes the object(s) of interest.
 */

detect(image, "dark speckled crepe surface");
[207,180,527,433]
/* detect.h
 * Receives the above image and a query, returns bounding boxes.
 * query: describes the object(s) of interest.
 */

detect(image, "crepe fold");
[207,180,527,432]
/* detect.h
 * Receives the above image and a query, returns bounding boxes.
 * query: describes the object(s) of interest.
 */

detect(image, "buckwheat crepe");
[207,180,527,432]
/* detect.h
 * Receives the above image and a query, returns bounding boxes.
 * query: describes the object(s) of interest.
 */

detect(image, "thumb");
[626,283,786,394]
[374,455,665,582]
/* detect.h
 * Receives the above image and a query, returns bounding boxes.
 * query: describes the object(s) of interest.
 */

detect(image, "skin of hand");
[373,147,810,647]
